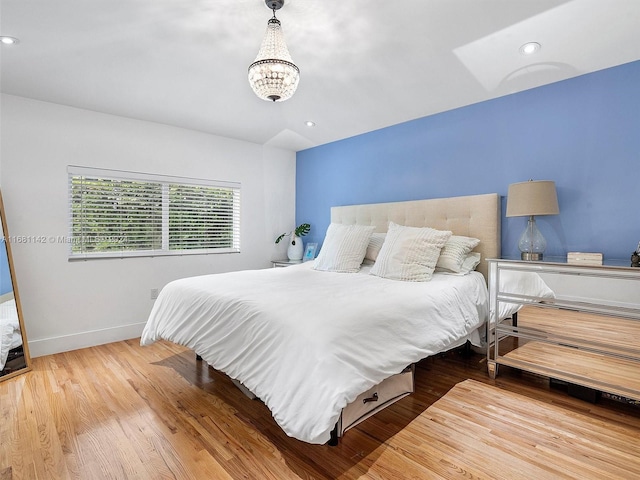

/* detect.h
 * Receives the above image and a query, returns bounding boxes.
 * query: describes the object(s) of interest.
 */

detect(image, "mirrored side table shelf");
[487,257,640,402]
[272,259,303,268]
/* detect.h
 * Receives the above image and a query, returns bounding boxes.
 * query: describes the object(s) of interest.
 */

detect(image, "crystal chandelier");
[248,0,300,102]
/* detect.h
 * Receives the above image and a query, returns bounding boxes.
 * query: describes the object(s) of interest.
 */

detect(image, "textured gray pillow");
[436,235,481,273]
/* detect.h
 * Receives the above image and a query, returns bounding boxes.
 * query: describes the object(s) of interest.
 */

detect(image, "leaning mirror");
[0,190,31,381]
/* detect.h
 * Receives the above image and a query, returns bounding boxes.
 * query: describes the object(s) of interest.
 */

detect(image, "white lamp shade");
[506,180,559,217]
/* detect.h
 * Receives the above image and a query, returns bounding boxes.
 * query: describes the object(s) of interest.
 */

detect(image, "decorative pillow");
[436,235,481,273]
[458,252,482,274]
[313,224,375,273]
[370,222,452,282]
[364,233,386,262]
[436,252,481,275]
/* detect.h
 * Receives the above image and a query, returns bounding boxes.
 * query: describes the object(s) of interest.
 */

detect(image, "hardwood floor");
[1,339,639,479]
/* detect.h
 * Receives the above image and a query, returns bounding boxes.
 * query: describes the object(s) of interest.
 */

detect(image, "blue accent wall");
[0,240,12,296]
[296,60,640,261]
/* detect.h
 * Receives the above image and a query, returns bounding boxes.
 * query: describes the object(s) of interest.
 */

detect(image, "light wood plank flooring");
[1,339,639,479]
[421,379,640,479]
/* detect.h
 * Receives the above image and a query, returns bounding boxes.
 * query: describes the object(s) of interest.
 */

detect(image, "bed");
[141,193,501,444]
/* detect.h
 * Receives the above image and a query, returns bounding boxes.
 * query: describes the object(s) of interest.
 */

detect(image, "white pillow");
[313,224,375,273]
[436,252,481,275]
[365,233,386,262]
[436,235,480,273]
[458,252,482,274]
[370,222,452,282]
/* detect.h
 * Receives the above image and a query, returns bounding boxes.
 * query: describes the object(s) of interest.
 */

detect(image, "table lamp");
[506,180,559,261]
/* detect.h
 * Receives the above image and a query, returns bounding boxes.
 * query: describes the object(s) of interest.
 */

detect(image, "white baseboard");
[27,322,147,358]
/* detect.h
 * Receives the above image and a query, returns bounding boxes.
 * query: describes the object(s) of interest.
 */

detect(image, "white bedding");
[497,270,556,321]
[1,298,21,371]
[141,262,488,444]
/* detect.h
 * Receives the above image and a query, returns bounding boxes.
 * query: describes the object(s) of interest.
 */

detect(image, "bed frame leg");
[463,340,472,357]
[328,425,339,446]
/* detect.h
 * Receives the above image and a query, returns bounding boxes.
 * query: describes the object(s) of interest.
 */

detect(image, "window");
[68,166,240,259]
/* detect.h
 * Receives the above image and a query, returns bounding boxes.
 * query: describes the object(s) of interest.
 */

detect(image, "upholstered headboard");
[330,193,501,281]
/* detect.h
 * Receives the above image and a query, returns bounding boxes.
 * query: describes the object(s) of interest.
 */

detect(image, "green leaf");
[294,223,311,237]
[275,223,310,244]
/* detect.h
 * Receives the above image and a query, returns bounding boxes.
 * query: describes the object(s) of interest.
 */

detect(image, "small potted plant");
[276,223,310,260]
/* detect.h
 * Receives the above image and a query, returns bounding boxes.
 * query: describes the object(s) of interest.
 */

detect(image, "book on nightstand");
[567,252,603,265]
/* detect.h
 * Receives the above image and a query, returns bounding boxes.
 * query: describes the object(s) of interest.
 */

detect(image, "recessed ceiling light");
[519,42,541,55]
[0,36,20,45]
[305,121,316,127]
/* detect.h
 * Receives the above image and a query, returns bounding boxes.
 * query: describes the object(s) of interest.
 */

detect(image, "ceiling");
[1,0,639,152]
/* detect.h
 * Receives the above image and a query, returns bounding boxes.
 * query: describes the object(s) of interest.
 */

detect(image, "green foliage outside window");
[70,172,240,258]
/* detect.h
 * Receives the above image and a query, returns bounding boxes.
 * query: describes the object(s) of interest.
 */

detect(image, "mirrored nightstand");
[487,257,640,402]
[272,259,303,268]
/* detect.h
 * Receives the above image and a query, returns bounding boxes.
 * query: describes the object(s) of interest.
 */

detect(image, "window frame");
[68,165,241,260]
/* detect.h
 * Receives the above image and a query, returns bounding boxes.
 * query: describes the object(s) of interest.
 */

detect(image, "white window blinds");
[68,166,240,259]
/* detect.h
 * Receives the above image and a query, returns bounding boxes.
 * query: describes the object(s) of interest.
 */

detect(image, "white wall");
[0,94,296,357]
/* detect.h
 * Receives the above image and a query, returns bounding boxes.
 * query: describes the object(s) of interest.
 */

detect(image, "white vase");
[287,235,304,260]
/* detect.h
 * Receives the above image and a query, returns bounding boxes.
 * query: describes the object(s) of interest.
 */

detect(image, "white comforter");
[1,299,22,371]
[141,262,488,444]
